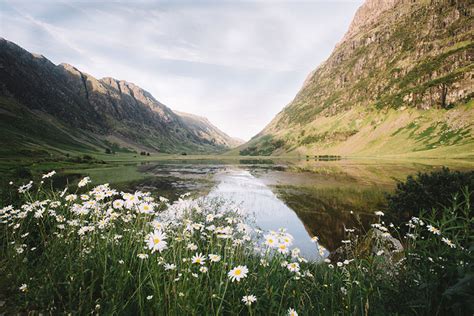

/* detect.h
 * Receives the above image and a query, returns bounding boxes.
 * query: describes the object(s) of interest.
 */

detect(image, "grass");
[0,174,472,315]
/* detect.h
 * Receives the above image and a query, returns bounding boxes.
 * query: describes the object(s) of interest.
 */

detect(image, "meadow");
[1,171,472,315]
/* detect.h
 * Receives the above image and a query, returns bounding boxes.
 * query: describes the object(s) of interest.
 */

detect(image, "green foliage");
[239,136,284,156]
[386,192,474,315]
[387,167,474,226]
[1,173,473,314]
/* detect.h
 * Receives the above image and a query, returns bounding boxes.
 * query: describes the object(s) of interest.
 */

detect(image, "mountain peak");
[241,0,474,157]
[340,0,400,44]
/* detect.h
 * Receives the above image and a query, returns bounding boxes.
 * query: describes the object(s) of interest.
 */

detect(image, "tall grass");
[0,173,472,315]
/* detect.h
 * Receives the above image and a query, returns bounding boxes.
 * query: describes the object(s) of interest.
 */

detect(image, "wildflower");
[192,253,206,265]
[187,243,198,251]
[19,284,28,292]
[146,295,153,300]
[264,234,277,247]
[137,253,149,260]
[375,211,384,216]
[280,234,294,246]
[311,236,319,242]
[164,263,176,270]
[139,203,154,214]
[442,237,456,248]
[277,243,289,254]
[78,177,91,187]
[146,230,168,253]
[199,266,208,273]
[288,308,298,316]
[337,262,343,267]
[287,262,300,273]
[341,240,351,244]
[65,194,77,202]
[118,260,124,264]
[242,295,257,306]
[303,270,314,278]
[260,258,269,267]
[209,254,221,262]
[16,247,24,254]
[151,220,164,230]
[291,248,301,258]
[18,181,33,193]
[42,170,56,179]
[318,245,327,256]
[427,225,441,235]
[228,265,248,282]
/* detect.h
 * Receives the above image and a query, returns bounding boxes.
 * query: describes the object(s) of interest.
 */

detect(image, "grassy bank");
[1,173,472,315]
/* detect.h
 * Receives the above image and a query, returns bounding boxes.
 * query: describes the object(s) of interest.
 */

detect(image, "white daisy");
[192,253,206,265]
[288,308,298,316]
[228,265,248,282]
[242,294,257,306]
[287,262,300,273]
[146,230,168,253]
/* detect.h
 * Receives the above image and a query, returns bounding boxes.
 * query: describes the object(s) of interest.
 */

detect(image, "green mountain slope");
[0,38,238,156]
[239,0,474,158]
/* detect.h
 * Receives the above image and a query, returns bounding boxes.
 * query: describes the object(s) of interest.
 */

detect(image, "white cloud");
[0,0,362,140]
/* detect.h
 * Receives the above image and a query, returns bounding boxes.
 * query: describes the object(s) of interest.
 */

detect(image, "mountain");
[239,0,474,158]
[0,38,238,157]
[174,111,244,148]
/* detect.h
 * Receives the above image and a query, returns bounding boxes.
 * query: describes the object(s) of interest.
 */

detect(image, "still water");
[208,169,322,260]
[71,158,474,259]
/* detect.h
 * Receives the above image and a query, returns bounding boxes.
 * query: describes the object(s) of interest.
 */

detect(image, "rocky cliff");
[240,0,474,158]
[0,38,238,155]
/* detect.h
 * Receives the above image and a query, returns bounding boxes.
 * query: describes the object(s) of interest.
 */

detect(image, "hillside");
[0,38,237,156]
[174,111,243,148]
[239,0,474,158]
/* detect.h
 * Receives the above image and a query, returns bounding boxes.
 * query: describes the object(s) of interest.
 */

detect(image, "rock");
[329,228,404,265]
[355,228,404,263]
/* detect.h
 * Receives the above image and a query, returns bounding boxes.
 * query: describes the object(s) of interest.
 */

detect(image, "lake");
[64,157,474,259]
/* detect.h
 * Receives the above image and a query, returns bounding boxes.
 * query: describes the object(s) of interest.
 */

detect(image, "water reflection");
[208,169,325,260]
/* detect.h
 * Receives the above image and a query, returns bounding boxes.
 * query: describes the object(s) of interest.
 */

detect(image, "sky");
[0,0,363,140]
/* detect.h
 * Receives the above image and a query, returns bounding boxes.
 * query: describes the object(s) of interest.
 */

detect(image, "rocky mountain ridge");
[0,38,240,155]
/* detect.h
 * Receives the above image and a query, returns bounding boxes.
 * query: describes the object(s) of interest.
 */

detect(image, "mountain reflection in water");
[209,169,326,260]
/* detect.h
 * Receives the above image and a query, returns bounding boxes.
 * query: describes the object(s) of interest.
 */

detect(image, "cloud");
[0,0,362,139]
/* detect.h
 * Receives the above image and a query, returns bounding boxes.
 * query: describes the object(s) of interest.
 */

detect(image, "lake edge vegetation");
[0,169,472,315]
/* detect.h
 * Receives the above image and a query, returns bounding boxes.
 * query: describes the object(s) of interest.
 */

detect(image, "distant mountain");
[239,0,474,158]
[174,111,243,148]
[0,38,238,156]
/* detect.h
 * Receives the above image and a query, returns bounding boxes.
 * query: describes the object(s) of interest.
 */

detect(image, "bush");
[386,189,474,315]
[387,167,474,227]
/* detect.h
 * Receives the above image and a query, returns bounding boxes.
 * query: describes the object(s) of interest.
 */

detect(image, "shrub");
[387,167,474,227]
